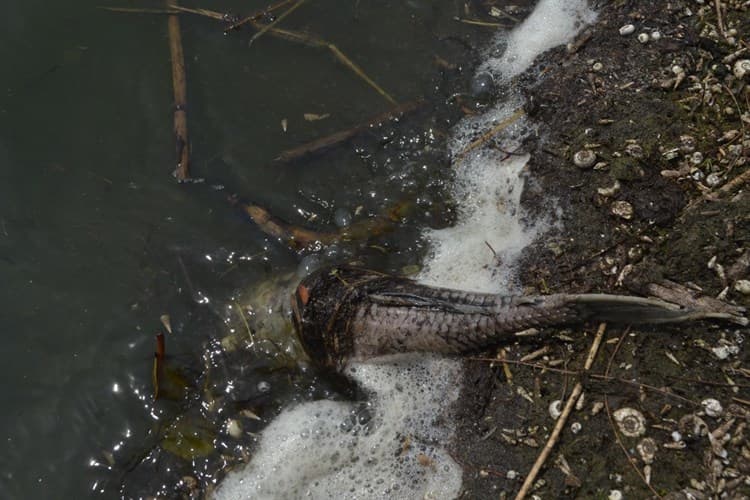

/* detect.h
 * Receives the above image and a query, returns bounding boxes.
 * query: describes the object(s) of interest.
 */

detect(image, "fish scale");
[291,266,748,371]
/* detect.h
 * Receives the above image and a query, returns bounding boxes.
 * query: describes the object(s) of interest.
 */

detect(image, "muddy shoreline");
[452,1,750,498]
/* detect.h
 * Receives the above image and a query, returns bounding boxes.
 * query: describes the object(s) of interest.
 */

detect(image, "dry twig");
[603,332,663,497]
[514,323,607,500]
[455,108,525,162]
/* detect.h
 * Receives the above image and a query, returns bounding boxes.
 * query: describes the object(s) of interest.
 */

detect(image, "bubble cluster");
[215,355,463,500]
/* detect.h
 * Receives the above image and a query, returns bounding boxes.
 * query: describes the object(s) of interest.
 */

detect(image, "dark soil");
[451,1,750,498]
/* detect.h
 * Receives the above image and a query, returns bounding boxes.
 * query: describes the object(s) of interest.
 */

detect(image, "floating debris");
[303,113,330,122]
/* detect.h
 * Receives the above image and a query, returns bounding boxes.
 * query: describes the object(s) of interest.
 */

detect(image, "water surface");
[0,0,509,497]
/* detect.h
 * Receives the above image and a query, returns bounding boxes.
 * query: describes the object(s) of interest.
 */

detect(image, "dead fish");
[291,266,747,371]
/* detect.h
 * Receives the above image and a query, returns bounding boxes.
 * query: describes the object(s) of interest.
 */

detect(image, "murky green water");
[0,0,513,497]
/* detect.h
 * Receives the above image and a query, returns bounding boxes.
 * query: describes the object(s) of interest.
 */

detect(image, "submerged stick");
[327,44,397,105]
[514,323,606,500]
[230,196,411,251]
[224,0,295,32]
[454,107,525,162]
[105,3,396,105]
[276,99,424,162]
[99,6,181,15]
[152,332,166,400]
[248,21,397,105]
[166,1,190,180]
[248,0,307,46]
[230,196,338,250]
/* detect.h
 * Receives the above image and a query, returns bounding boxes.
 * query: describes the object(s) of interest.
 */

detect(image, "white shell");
[679,134,696,153]
[608,490,623,500]
[637,33,650,43]
[701,398,723,417]
[573,149,597,168]
[549,400,563,420]
[610,200,634,220]
[613,407,646,437]
[619,24,635,36]
[650,31,661,41]
[637,437,657,464]
[705,173,722,187]
[571,422,582,434]
[226,418,243,439]
[734,279,750,295]
[733,59,750,80]
[598,180,621,197]
[625,143,644,158]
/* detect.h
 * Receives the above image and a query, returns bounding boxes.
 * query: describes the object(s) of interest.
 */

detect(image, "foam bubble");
[215,356,462,500]
[419,0,596,293]
[216,2,597,498]
[483,0,597,81]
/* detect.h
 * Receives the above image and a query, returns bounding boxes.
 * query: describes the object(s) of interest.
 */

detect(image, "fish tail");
[568,294,748,326]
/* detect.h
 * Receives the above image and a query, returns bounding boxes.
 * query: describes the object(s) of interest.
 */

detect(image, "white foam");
[216,2,596,499]
[215,355,462,500]
[482,0,597,81]
[419,0,596,293]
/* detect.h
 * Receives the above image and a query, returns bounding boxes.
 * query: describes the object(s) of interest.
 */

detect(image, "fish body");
[292,266,747,370]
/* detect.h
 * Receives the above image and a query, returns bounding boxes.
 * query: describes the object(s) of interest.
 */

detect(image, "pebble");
[619,24,635,36]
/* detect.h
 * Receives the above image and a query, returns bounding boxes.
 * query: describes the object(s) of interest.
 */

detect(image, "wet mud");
[452,1,750,498]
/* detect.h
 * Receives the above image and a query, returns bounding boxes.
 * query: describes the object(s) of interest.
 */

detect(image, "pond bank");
[452,1,750,498]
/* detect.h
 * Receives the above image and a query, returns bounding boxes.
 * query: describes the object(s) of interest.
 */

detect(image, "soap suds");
[216,356,463,499]
[419,0,596,293]
[216,2,596,499]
